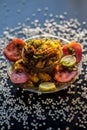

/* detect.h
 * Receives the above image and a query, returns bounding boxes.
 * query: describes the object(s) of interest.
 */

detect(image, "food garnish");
[3,38,25,62]
[10,69,29,84]
[39,82,56,91]
[4,37,82,92]
[62,42,82,63]
[60,55,76,67]
[54,66,78,83]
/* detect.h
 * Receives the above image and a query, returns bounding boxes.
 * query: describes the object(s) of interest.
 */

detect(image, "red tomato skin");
[62,42,82,63]
[12,38,25,47]
[3,38,25,62]
[10,69,29,84]
[54,69,78,83]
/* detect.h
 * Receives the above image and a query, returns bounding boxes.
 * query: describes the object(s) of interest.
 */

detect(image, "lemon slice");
[39,82,56,92]
[60,55,76,67]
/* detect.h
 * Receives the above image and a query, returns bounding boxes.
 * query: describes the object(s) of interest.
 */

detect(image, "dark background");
[0,0,87,35]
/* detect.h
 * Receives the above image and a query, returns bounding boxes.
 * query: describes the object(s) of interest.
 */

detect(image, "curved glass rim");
[25,33,70,43]
[7,34,82,94]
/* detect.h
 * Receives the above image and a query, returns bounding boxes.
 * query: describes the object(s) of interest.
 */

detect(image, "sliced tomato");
[54,67,78,83]
[3,38,25,62]
[62,42,82,63]
[10,69,29,84]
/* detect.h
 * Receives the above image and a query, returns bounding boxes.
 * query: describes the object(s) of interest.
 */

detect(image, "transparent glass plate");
[7,34,82,94]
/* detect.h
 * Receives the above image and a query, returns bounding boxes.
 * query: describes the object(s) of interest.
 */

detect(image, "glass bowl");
[7,34,82,94]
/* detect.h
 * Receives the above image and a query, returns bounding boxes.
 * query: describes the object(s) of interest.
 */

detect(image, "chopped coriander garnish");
[68,47,74,54]
[33,55,43,59]
[68,66,73,71]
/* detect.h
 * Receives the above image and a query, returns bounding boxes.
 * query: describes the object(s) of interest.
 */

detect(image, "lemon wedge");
[39,82,56,92]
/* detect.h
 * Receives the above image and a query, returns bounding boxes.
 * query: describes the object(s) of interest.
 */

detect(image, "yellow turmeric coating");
[14,59,26,70]
[29,73,39,83]
[22,38,62,69]
[14,38,63,91]
[35,60,45,69]
[38,72,51,81]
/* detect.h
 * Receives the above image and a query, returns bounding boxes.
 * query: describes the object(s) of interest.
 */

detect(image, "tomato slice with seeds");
[54,67,78,83]
[62,42,82,63]
[10,69,29,84]
[3,38,25,62]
